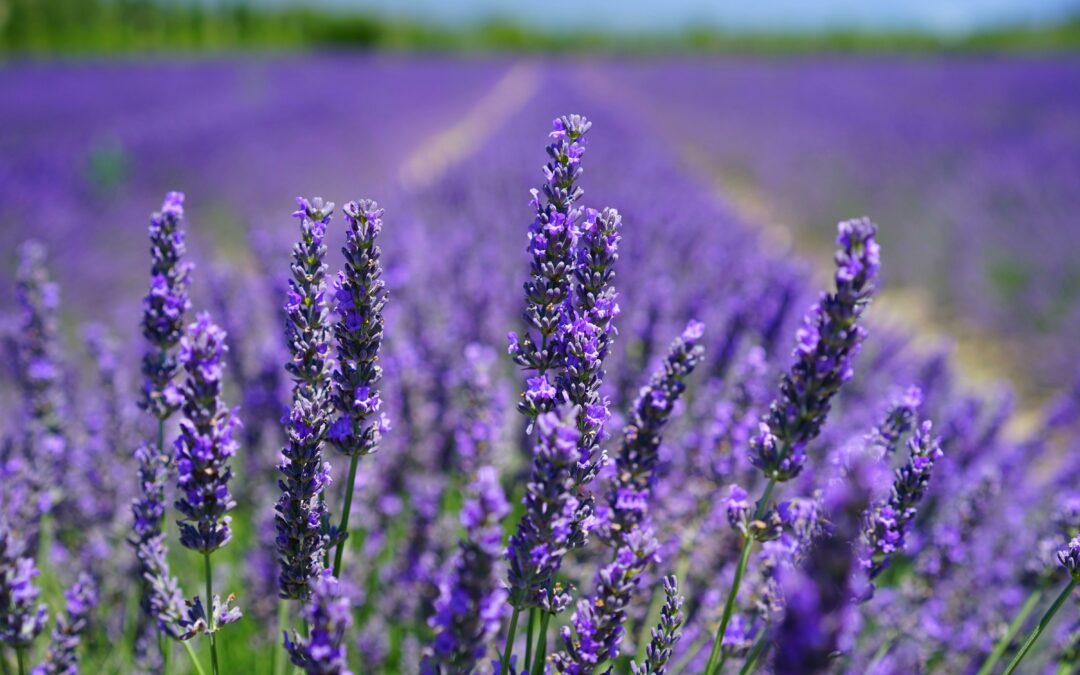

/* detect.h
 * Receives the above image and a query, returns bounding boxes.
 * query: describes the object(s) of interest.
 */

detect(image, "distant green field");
[2,0,1080,54]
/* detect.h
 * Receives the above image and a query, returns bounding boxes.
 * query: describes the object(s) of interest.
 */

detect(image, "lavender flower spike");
[422,466,510,673]
[175,313,240,555]
[602,321,705,545]
[506,407,589,614]
[630,576,685,675]
[553,528,659,674]
[285,572,353,675]
[0,520,48,650]
[509,115,592,420]
[863,420,943,582]
[140,191,192,420]
[327,198,388,577]
[32,573,97,675]
[276,197,335,600]
[751,217,879,482]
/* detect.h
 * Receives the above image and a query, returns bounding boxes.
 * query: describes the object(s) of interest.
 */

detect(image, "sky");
[302,0,1080,34]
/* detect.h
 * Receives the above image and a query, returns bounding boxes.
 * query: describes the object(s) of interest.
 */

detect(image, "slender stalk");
[532,612,551,675]
[204,554,220,675]
[739,630,769,675]
[705,478,777,675]
[1004,579,1077,675]
[182,640,209,675]
[274,599,289,675]
[500,607,521,675]
[331,454,361,577]
[977,587,1044,675]
[15,648,25,675]
[524,608,537,673]
[638,520,699,662]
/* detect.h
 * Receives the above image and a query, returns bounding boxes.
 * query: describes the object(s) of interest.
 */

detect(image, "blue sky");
[302,0,1080,33]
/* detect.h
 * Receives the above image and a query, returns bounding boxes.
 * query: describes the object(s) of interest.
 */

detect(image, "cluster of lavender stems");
[503,115,623,675]
[703,217,880,675]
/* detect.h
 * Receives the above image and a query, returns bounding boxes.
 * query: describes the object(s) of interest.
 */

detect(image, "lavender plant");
[704,217,879,675]
[284,572,352,675]
[326,199,388,578]
[32,573,96,675]
[0,520,48,670]
[174,313,242,674]
[630,576,685,675]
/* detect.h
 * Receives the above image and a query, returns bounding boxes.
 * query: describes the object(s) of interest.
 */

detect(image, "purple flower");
[602,323,705,545]
[328,199,387,459]
[276,198,335,600]
[630,576,684,675]
[506,408,591,614]
[422,467,509,672]
[553,528,658,674]
[285,572,353,675]
[32,572,97,675]
[862,420,943,583]
[140,192,193,420]
[751,218,879,482]
[1058,536,1080,579]
[0,521,48,649]
[174,313,239,555]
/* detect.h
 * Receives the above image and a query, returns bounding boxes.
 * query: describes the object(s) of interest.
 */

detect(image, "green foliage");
[1,0,1079,55]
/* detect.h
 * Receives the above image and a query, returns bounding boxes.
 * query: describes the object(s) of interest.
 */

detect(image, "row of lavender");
[3,77,1080,675]
[601,57,1080,390]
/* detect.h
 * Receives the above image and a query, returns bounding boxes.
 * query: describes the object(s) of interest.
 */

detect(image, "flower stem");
[205,553,220,675]
[977,587,1044,675]
[524,608,537,672]
[704,478,776,675]
[274,599,289,675]
[1004,578,1077,675]
[532,612,551,675]
[15,648,25,675]
[331,453,361,577]
[500,607,521,675]
[182,640,209,675]
[739,629,769,675]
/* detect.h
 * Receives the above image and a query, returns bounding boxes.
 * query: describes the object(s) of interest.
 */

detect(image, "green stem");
[704,478,777,675]
[867,635,896,672]
[275,599,290,675]
[331,454,362,577]
[532,612,551,675]
[182,640,209,675]
[739,630,769,675]
[500,607,521,675]
[15,648,25,675]
[978,587,1044,675]
[524,608,537,673]
[204,554,220,675]
[1004,578,1078,675]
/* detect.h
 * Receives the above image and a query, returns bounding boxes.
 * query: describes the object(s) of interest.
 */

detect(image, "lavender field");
[2,56,1080,675]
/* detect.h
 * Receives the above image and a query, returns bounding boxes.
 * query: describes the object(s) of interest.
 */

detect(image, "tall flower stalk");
[630,576,685,675]
[504,115,621,674]
[284,572,352,675]
[704,218,880,675]
[175,313,242,675]
[326,199,388,578]
[130,192,192,664]
[33,573,97,675]
[276,198,335,602]
[0,520,48,672]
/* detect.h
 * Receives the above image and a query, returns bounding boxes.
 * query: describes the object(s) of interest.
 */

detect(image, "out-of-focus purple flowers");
[285,572,353,675]
[174,313,239,555]
[423,466,509,673]
[751,218,879,481]
[0,520,48,649]
[863,420,943,582]
[32,573,97,675]
[276,197,335,600]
